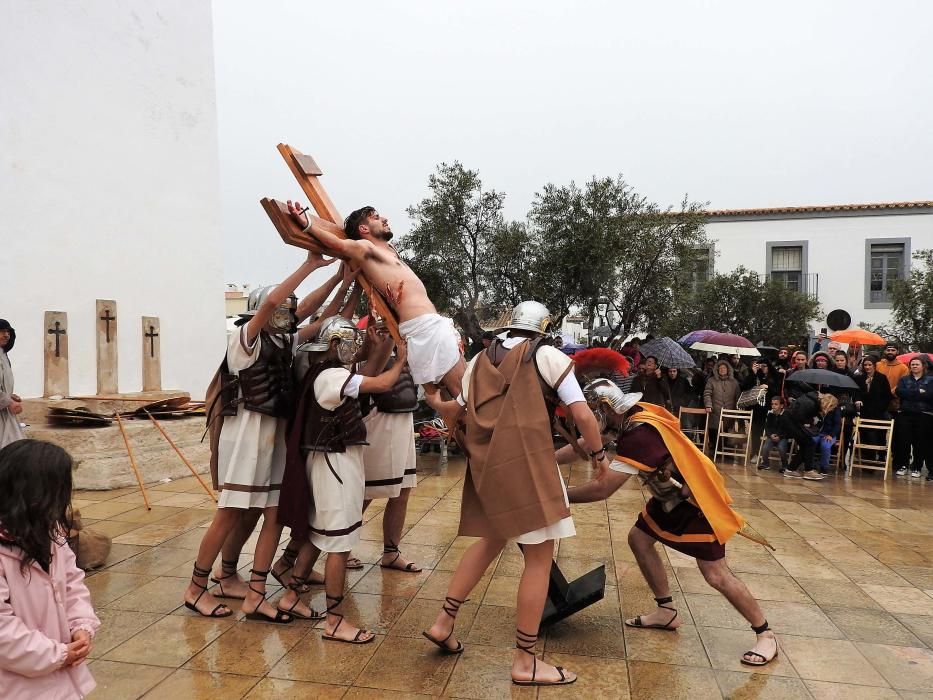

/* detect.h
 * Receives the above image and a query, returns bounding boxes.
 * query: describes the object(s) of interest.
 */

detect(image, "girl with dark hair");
[0,439,99,698]
[0,319,24,449]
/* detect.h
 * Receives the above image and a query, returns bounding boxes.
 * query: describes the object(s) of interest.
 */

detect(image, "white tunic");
[362,410,417,499]
[216,327,294,509]
[0,349,24,449]
[307,367,366,552]
[459,338,580,544]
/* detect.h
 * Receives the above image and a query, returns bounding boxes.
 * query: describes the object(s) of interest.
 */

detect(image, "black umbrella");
[640,337,696,369]
[785,369,858,390]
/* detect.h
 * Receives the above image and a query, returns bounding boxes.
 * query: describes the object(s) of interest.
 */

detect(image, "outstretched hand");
[286,200,310,230]
[307,250,338,268]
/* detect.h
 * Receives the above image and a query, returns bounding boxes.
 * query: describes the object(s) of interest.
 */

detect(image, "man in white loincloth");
[277,316,411,644]
[287,202,465,395]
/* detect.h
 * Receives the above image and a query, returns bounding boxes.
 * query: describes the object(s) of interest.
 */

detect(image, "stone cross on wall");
[44,311,69,397]
[96,299,118,394]
[142,316,161,391]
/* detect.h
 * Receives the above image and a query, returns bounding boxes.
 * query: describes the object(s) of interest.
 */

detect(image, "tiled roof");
[705,201,933,217]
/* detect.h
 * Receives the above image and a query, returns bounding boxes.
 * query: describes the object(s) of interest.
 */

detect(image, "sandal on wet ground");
[511,628,576,686]
[624,595,680,631]
[422,595,466,654]
[741,621,778,666]
[184,564,232,618]
[345,556,365,570]
[243,569,293,624]
[276,576,325,620]
[380,543,422,573]
[321,594,375,644]
[210,558,246,600]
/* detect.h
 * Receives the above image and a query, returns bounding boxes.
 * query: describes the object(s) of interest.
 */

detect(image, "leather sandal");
[625,596,680,631]
[210,558,246,599]
[322,594,374,644]
[242,569,293,624]
[277,576,324,620]
[741,621,778,666]
[380,543,422,572]
[422,596,466,654]
[511,628,575,686]
[184,564,232,618]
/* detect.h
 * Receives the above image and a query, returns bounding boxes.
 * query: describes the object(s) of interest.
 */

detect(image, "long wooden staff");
[144,410,216,502]
[114,412,151,510]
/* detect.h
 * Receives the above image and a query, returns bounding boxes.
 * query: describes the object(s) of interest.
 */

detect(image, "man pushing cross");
[287,201,466,395]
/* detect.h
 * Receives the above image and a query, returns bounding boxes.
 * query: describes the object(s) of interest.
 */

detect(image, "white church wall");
[704,211,933,331]
[0,0,224,398]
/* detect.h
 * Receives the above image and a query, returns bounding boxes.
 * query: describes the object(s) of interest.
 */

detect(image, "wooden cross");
[100,308,116,343]
[262,144,401,343]
[48,320,66,357]
[145,325,159,357]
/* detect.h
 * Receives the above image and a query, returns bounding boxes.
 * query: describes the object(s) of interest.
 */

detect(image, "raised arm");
[297,266,357,343]
[358,326,394,377]
[287,200,368,261]
[359,343,409,394]
[246,251,336,346]
[296,267,343,323]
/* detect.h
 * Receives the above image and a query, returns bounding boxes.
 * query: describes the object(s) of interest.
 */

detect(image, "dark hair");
[771,395,786,405]
[0,319,15,353]
[834,350,847,359]
[862,355,877,368]
[884,342,898,350]
[645,355,659,365]
[0,440,73,573]
[343,206,376,241]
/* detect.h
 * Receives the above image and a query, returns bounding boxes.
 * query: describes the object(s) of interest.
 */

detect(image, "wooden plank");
[260,198,333,254]
[276,143,401,342]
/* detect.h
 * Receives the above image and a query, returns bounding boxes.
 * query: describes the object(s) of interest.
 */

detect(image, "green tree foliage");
[862,249,933,351]
[660,266,822,345]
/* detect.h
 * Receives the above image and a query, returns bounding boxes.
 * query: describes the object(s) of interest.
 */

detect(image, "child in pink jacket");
[0,439,100,699]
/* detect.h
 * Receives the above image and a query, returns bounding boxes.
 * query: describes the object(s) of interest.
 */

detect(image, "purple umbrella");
[690,332,760,357]
[678,329,716,345]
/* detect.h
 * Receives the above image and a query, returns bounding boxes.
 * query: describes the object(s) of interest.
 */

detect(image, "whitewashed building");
[1,2,225,398]
[699,201,933,332]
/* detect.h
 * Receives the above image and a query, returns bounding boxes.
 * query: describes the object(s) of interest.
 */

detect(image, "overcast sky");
[213,0,933,295]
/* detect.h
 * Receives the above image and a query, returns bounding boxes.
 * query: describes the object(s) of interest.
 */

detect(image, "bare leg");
[323,551,374,642]
[441,357,466,399]
[241,507,292,620]
[567,471,626,504]
[624,526,682,629]
[511,540,577,684]
[183,507,242,615]
[697,558,776,664]
[425,537,504,650]
[211,508,260,598]
[381,489,420,571]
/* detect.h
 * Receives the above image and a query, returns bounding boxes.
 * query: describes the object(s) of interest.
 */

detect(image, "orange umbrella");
[830,329,886,345]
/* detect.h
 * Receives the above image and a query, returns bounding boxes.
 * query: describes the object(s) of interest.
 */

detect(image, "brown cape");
[457,340,571,539]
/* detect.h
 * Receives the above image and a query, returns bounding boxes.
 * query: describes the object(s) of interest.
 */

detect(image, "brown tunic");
[457,340,571,539]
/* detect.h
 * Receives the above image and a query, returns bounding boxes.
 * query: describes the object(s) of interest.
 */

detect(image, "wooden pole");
[114,412,151,510]
[144,410,216,502]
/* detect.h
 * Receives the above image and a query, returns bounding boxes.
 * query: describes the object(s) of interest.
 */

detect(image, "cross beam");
[264,144,401,343]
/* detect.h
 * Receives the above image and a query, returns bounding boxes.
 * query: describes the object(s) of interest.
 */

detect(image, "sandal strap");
[515,628,538,654]
[752,620,770,634]
[248,569,270,597]
[383,542,401,553]
[326,594,345,613]
[280,546,300,566]
[442,595,467,619]
[220,558,239,574]
[192,563,212,579]
[288,575,309,592]
[655,595,674,606]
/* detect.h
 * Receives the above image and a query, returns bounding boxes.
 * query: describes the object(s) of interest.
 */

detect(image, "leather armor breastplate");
[301,361,368,453]
[372,358,418,413]
[237,332,294,418]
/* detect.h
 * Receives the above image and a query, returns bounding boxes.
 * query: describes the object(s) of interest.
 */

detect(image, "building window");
[689,245,714,294]
[865,238,910,308]
[769,245,803,291]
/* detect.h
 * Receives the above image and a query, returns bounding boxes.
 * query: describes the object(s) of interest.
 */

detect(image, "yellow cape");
[630,403,745,545]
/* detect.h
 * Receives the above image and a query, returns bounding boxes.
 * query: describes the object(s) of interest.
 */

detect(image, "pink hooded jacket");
[0,536,100,699]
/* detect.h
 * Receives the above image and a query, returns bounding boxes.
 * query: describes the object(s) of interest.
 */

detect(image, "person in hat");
[0,319,24,449]
[421,301,608,686]
[563,382,778,667]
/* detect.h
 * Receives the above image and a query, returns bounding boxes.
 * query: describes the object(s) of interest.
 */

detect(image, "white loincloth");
[398,313,461,385]
[513,464,576,545]
[306,446,366,553]
[362,410,417,499]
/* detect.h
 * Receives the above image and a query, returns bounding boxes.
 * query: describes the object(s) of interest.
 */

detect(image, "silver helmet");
[583,379,642,427]
[238,286,298,333]
[502,301,552,335]
[301,316,363,364]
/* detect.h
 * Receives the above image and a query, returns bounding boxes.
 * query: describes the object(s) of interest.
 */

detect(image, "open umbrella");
[690,332,760,357]
[678,329,716,345]
[897,352,933,365]
[640,337,696,369]
[785,369,859,390]
[830,329,885,345]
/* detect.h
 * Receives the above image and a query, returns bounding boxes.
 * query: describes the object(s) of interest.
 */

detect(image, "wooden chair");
[755,429,793,470]
[679,407,708,454]
[714,408,754,467]
[848,417,895,479]
[831,416,847,474]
